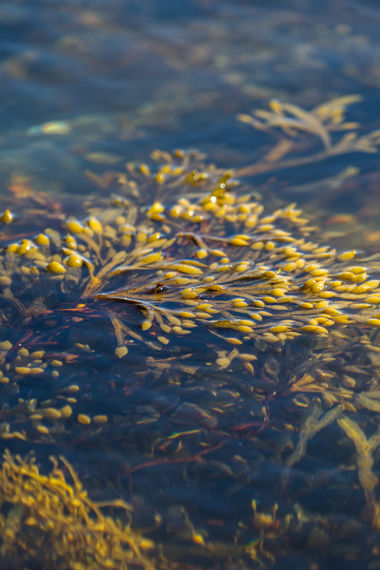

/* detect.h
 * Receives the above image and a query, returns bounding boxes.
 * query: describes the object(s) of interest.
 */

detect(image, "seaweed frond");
[237,96,380,176]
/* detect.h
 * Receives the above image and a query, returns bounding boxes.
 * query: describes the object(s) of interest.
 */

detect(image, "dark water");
[1,1,380,568]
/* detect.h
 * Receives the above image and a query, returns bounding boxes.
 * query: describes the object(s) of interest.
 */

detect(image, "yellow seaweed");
[0,450,156,569]
[337,416,380,529]
[237,96,380,177]
[286,399,344,468]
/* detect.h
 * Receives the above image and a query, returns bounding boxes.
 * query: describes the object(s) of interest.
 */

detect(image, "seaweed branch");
[237,96,380,177]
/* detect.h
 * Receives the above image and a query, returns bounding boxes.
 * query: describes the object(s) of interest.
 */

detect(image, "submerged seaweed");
[0,449,159,570]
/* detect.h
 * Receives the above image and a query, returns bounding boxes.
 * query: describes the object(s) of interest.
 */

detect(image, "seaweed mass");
[1,97,380,568]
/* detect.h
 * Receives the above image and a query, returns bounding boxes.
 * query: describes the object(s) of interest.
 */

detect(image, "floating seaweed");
[237,96,380,176]
[1,146,380,371]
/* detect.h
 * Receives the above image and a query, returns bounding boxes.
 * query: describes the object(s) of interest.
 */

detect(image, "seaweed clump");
[1,147,380,370]
[0,141,379,441]
[0,449,156,570]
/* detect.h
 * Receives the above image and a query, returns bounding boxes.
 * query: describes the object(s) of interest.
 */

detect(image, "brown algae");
[0,146,380,368]
[0,450,157,569]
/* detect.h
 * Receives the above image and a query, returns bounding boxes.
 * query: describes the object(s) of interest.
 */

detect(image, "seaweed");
[0,96,380,568]
[0,450,158,570]
[237,96,380,176]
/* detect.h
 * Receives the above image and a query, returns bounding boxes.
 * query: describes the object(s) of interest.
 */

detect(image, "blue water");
[1,1,380,568]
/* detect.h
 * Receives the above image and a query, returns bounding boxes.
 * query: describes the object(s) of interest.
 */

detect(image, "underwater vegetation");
[237,95,380,177]
[1,96,380,568]
[0,449,158,570]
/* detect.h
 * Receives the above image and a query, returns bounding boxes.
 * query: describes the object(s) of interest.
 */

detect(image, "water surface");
[0,1,380,568]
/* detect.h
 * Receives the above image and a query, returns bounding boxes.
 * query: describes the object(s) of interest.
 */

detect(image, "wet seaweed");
[237,96,380,176]
[0,449,159,570]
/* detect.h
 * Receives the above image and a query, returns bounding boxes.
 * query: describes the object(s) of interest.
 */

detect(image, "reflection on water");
[0,0,380,568]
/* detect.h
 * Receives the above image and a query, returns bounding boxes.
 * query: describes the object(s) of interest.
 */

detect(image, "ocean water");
[0,1,380,568]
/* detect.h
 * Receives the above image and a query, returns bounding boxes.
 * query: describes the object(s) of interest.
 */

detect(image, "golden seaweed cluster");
[0,138,379,441]
[0,449,157,570]
[0,146,380,372]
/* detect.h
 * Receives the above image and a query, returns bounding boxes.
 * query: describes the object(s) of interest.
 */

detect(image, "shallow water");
[0,1,380,568]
